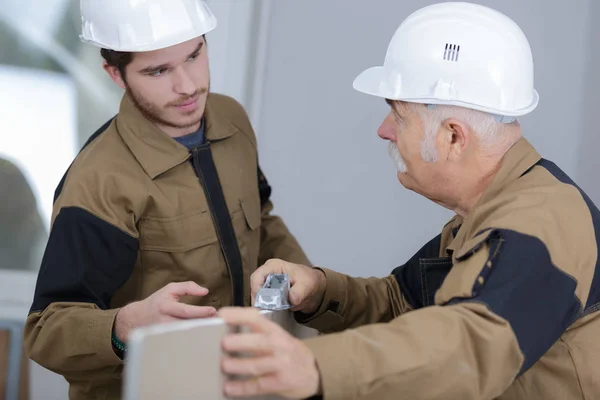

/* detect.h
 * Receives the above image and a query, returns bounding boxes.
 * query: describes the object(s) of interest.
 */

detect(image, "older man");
[220,3,600,400]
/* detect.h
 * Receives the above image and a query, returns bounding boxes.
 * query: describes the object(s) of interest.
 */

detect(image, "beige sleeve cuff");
[94,308,124,365]
[294,267,349,333]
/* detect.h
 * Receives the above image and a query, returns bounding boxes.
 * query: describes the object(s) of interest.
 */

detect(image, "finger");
[161,302,217,319]
[289,303,304,312]
[157,315,180,324]
[221,333,273,356]
[224,375,281,398]
[288,282,312,307]
[250,273,268,304]
[165,281,210,298]
[219,307,281,334]
[222,355,278,376]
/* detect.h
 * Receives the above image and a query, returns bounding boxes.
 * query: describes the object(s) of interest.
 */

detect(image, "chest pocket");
[138,210,220,297]
[140,210,217,252]
[419,257,453,307]
[240,194,261,231]
[229,194,262,288]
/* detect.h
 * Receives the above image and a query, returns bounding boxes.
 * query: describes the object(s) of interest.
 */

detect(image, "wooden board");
[123,310,317,400]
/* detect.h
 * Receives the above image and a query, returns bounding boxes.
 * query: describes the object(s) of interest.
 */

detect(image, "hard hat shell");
[353,2,539,117]
[80,0,217,52]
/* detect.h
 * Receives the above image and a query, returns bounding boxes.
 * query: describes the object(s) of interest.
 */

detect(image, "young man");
[23,1,309,399]
[220,3,600,400]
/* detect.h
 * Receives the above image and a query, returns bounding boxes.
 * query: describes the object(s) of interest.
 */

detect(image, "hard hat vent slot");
[443,43,460,62]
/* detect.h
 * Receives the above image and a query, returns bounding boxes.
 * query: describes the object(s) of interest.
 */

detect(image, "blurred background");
[0,0,598,398]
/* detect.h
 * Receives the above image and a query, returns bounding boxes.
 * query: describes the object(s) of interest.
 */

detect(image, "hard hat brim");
[352,66,391,99]
[79,0,217,52]
[80,17,216,52]
[352,66,539,117]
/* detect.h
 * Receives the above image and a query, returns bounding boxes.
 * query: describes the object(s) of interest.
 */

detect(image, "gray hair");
[414,104,519,162]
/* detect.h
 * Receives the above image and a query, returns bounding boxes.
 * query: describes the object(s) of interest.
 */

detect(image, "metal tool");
[253,273,292,310]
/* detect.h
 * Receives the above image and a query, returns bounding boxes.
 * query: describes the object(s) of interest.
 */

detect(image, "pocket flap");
[454,228,495,261]
[240,195,261,231]
[435,229,501,305]
[141,211,217,252]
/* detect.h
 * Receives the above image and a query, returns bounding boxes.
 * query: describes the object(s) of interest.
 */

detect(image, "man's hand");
[114,281,216,342]
[220,307,321,399]
[251,259,327,314]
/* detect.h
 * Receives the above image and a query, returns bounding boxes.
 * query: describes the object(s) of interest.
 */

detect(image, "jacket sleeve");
[257,166,311,266]
[24,160,139,377]
[303,229,582,400]
[295,268,410,333]
[296,234,444,333]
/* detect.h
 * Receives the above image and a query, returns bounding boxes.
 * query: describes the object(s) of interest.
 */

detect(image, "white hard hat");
[353,2,539,117]
[79,0,217,52]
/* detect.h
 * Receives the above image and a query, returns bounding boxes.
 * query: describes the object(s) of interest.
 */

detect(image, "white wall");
[205,0,255,109]
[577,0,600,204]
[205,0,272,127]
[256,0,596,278]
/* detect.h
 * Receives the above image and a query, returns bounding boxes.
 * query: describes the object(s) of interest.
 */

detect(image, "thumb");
[250,271,270,302]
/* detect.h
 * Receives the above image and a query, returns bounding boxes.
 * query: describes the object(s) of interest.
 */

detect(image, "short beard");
[127,85,208,130]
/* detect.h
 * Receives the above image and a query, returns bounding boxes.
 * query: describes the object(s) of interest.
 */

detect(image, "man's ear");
[103,62,126,90]
[441,118,470,161]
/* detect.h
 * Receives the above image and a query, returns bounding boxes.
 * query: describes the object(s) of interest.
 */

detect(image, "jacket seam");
[581,302,600,317]
[59,205,139,240]
[236,125,258,150]
[561,338,587,399]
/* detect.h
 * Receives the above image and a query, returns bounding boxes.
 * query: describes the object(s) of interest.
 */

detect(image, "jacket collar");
[446,137,542,253]
[116,92,239,179]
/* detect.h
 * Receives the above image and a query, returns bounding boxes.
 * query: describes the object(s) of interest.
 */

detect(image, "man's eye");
[188,53,199,62]
[150,68,168,77]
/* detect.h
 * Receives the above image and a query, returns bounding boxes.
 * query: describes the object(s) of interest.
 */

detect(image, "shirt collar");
[446,137,541,253]
[115,92,239,179]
